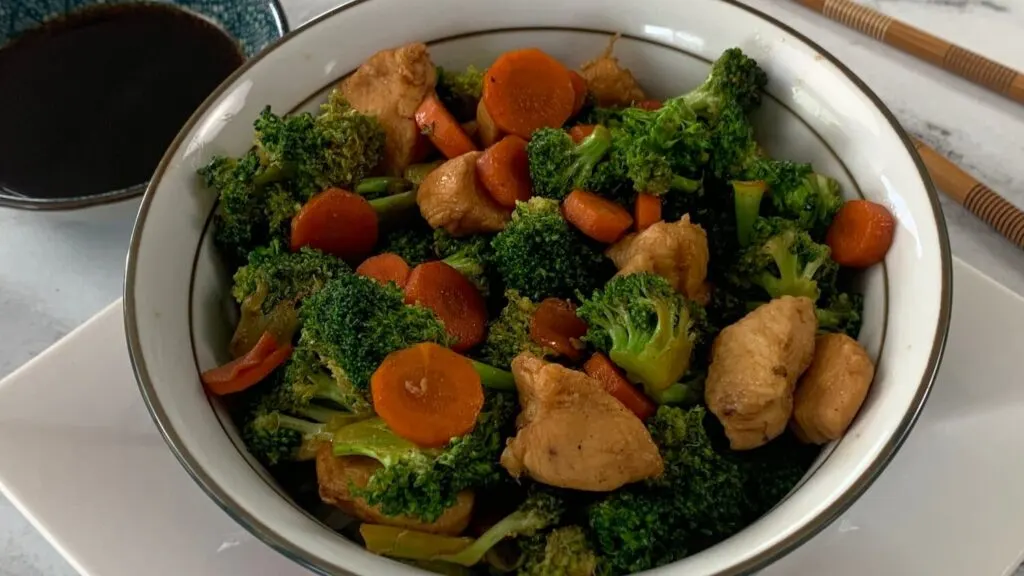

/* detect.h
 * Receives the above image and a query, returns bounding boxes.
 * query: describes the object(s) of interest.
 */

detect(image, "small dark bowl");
[0,0,288,210]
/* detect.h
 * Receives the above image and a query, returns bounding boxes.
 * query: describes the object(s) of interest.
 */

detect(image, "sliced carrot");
[635,99,662,111]
[634,193,662,231]
[476,99,503,148]
[404,261,488,352]
[356,253,411,289]
[584,352,657,420]
[476,135,532,209]
[291,188,379,263]
[562,189,634,243]
[530,298,588,362]
[482,48,576,139]
[568,124,597,144]
[826,200,896,268]
[415,93,478,159]
[371,342,485,447]
[202,332,293,396]
[569,70,588,116]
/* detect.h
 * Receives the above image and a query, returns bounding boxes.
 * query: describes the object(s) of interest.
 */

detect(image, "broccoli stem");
[369,190,418,216]
[355,177,413,197]
[671,175,702,193]
[470,360,516,391]
[732,180,767,247]
[361,524,473,561]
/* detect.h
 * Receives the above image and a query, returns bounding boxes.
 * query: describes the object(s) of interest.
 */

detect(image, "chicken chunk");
[704,296,818,450]
[339,42,436,174]
[417,151,510,236]
[315,446,473,535]
[606,215,711,303]
[791,333,875,444]
[500,353,663,491]
[579,35,647,108]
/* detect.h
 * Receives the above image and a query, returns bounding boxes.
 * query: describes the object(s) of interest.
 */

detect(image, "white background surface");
[0,0,1022,574]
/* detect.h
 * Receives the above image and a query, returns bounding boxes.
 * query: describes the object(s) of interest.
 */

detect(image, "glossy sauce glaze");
[0,3,245,200]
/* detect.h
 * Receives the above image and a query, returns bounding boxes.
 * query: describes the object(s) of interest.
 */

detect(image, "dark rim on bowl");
[123,1,954,574]
[0,0,290,212]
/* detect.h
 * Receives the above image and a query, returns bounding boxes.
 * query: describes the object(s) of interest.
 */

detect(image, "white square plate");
[0,257,1021,576]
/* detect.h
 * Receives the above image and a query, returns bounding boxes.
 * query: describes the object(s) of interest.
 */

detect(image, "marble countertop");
[1,0,1022,574]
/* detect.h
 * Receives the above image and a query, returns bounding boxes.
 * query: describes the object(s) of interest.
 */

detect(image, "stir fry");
[198,36,894,575]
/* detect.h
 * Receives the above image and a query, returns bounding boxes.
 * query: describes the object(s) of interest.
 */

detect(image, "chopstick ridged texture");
[913,140,1024,249]
[794,0,1024,104]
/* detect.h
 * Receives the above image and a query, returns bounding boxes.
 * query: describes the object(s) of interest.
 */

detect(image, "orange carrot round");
[404,261,488,352]
[635,99,662,111]
[530,298,588,362]
[634,193,662,231]
[356,253,411,289]
[415,93,478,159]
[569,70,588,116]
[568,124,597,144]
[290,188,379,263]
[826,200,896,268]
[371,342,485,447]
[482,48,575,139]
[562,189,634,243]
[476,135,532,208]
[202,331,293,396]
[583,352,656,420]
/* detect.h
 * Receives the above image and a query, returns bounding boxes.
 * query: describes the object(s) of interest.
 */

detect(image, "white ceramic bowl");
[124,0,953,574]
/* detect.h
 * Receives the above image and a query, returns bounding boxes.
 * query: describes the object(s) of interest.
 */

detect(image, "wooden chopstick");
[912,139,1024,249]
[792,0,1024,105]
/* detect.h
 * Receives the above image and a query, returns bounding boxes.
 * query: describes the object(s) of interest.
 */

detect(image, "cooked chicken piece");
[704,296,818,450]
[579,34,647,107]
[315,446,473,535]
[791,333,875,444]
[606,215,711,303]
[339,42,436,174]
[417,151,510,236]
[500,353,663,491]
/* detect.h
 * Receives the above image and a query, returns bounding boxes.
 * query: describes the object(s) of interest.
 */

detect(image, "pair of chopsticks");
[791,0,1024,250]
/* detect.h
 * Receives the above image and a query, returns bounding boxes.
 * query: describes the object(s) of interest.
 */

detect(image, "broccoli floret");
[730,217,838,302]
[434,230,493,296]
[438,491,564,566]
[300,274,450,391]
[681,47,768,120]
[587,406,746,574]
[478,290,549,370]
[731,431,819,518]
[491,198,613,301]
[279,346,375,416]
[769,171,844,236]
[527,126,613,201]
[227,240,349,356]
[518,526,601,576]
[816,292,864,338]
[242,409,337,466]
[436,65,484,122]
[200,151,279,263]
[615,99,710,195]
[377,219,436,266]
[577,273,707,397]
[200,93,385,262]
[335,391,517,522]
[241,367,366,466]
[254,90,385,195]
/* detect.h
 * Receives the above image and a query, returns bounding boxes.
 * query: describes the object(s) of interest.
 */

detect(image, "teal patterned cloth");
[0,0,288,56]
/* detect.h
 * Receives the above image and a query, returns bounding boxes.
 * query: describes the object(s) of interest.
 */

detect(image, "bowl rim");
[0,0,291,212]
[122,1,954,574]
